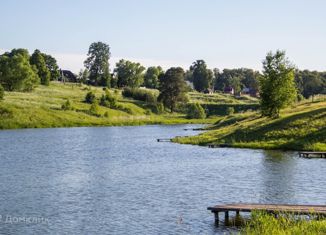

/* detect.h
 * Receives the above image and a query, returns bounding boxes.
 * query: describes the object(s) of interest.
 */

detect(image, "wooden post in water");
[214,212,219,225]
[224,211,229,225]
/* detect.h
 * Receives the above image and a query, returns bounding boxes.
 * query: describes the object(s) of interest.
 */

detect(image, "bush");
[145,109,152,115]
[85,91,96,104]
[104,111,109,118]
[122,87,157,103]
[0,106,13,118]
[61,99,73,110]
[0,84,4,100]
[297,93,304,102]
[89,101,100,116]
[186,103,206,119]
[100,90,117,108]
[226,107,235,115]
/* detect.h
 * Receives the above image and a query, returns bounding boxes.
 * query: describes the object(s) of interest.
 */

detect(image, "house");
[59,70,78,83]
[242,87,250,94]
[242,87,259,97]
[224,86,234,95]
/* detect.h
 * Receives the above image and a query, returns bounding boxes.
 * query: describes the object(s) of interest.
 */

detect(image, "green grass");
[241,211,326,235]
[0,82,216,129]
[188,91,259,104]
[174,100,326,151]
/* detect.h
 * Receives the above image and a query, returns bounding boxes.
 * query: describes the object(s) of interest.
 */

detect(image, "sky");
[1,0,326,73]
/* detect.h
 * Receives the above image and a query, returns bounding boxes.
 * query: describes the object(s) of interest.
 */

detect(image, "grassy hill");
[175,100,326,151]
[0,82,219,129]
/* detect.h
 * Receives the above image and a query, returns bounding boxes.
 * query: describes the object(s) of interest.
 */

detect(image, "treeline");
[1,42,325,118]
[0,49,59,92]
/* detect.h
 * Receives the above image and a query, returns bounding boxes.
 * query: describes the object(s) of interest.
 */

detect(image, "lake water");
[0,125,325,234]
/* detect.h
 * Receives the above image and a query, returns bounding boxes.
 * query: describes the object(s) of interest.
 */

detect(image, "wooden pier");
[299,151,326,158]
[208,203,326,225]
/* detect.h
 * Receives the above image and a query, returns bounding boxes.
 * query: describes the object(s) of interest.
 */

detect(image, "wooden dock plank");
[299,151,326,158]
[208,203,326,226]
[208,203,326,214]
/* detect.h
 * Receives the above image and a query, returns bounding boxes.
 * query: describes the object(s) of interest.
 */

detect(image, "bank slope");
[175,101,326,151]
[0,82,215,129]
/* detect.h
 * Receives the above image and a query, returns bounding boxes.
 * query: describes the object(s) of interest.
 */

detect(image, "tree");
[78,69,89,84]
[115,59,145,88]
[85,91,96,104]
[158,67,188,112]
[229,76,241,95]
[42,53,60,80]
[190,60,213,92]
[260,50,297,118]
[143,66,163,89]
[186,103,206,119]
[213,68,260,92]
[0,49,39,91]
[30,50,51,85]
[84,42,111,86]
[0,84,4,100]
[295,70,325,101]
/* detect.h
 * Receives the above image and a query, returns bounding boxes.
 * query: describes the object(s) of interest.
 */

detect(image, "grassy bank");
[0,82,217,129]
[241,211,326,234]
[175,100,326,151]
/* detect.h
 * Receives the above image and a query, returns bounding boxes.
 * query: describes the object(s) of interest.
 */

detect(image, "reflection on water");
[0,125,325,234]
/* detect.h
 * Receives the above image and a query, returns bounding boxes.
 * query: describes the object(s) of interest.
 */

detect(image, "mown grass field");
[0,82,218,129]
[175,100,326,151]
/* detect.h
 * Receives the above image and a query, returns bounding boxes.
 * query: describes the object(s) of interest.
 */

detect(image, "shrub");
[0,84,4,100]
[100,90,117,108]
[85,91,96,104]
[186,103,206,119]
[226,107,235,115]
[61,99,73,110]
[156,103,164,114]
[297,93,304,102]
[145,109,152,115]
[0,106,13,118]
[122,87,157,103]
[104,111,109,118]
[89,101,100,116]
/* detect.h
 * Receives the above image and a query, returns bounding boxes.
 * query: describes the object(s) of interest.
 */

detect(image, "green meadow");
[0,82,217,129]
[175,99,326,151]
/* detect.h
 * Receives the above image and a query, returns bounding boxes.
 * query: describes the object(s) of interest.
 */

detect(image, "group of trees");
[1,41,324,118]
[0,48,59,92]
[295,70,326,100]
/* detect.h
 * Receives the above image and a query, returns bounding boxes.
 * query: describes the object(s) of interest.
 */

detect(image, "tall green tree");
[84,42,111,86]
[214,68,259,92]
[260,50,297,118]
[30,49,50,85]
[0,49,39,91]
[115,59,145,88]
[190,60,213,92]
[143,66,163,89]
[295,70,325,101]
[158,67,188,112]
[0,84,4,100]
[42,53,60,80]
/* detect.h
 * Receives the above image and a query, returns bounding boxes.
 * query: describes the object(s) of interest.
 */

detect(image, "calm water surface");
[0,125,325,234]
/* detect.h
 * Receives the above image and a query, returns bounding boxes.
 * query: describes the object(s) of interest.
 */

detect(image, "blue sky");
[1,0,326,72]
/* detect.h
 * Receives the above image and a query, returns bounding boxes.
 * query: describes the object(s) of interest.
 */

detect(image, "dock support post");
[214,212,219,226]
[224,211,229,225]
